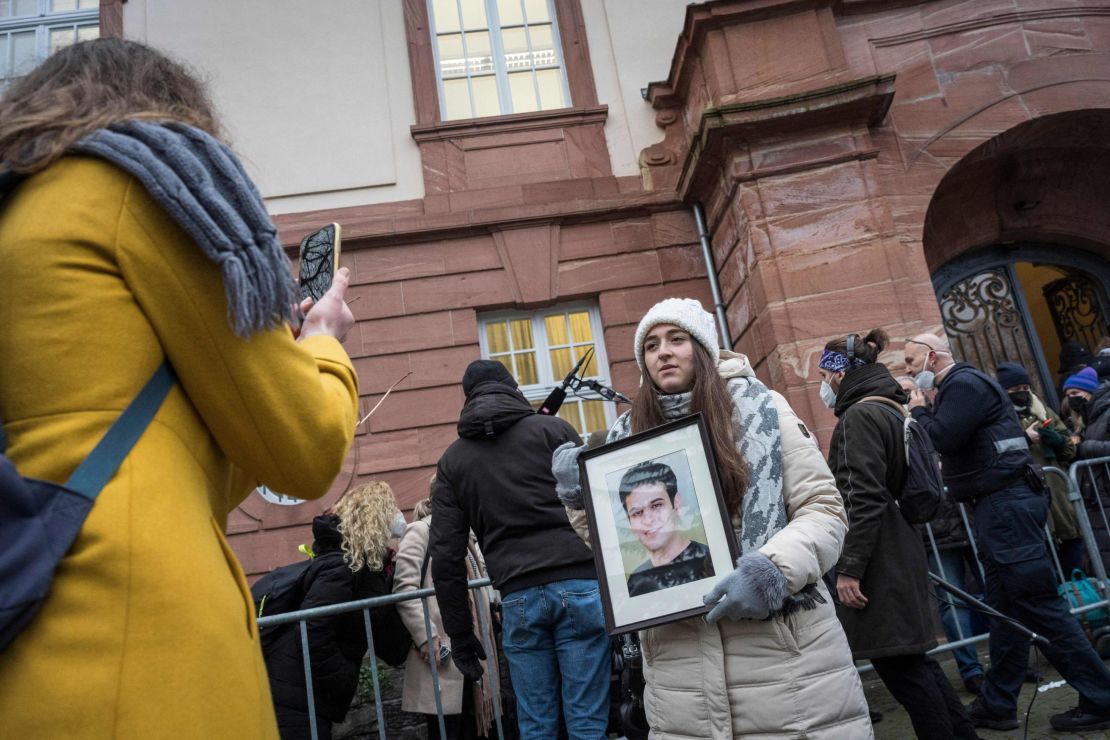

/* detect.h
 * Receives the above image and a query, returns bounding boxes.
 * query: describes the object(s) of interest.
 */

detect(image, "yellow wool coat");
[0,157,359,738]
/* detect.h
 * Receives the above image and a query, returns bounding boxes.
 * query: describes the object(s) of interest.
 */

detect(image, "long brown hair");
[631,343,749,516]
[0,38,221,175]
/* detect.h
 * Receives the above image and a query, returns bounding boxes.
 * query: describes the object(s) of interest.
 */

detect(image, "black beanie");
[1058,341,1093,374]
[1092,354,1110,381]
[995,362,1030,390]
[462,359,518,395]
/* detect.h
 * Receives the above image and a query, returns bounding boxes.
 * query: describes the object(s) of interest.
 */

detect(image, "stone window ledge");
[411,104,608,142]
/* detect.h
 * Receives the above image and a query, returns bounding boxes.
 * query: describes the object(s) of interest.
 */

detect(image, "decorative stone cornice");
[646,0,830,110]
[677,74,895,199]
[275,187,683,250]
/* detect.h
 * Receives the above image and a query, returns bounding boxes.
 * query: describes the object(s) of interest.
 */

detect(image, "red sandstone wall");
[230,200,714,576]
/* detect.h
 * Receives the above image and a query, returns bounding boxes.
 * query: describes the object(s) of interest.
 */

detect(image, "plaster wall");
[581,0,691,176]
[121,0,424,214]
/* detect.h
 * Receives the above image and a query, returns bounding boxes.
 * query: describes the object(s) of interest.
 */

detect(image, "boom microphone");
[537,349,594,416]
[537,386,566,416]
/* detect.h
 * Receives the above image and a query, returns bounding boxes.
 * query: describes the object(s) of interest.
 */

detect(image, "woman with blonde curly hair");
[265,481,411,740]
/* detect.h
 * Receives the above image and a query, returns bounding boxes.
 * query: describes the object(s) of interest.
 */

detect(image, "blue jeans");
[499,578,610,739]
[975,485,1110,717]
[928,547,986,680]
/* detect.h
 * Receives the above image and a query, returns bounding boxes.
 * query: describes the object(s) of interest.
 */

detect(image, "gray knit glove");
[552,441,587,509]
[703,552,788,623]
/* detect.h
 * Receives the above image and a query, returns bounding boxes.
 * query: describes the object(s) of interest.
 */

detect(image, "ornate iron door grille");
[1044,274,1109,355]
[938,268,1049,401]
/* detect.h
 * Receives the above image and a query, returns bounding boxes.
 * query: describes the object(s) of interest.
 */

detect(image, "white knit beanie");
[634,298,720,372]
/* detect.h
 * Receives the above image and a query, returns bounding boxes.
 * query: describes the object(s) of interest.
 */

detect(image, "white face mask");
[390,512,407,539]
[819,380,837,409]
[915,371,935,391]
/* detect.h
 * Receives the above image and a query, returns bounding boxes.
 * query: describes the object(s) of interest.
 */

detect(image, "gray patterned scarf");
[71,121,295,337]
[609,371,824,614]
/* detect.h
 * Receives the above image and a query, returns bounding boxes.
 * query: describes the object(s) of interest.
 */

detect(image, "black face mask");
[1070,396,1089,417]
[1008,391,1031,409]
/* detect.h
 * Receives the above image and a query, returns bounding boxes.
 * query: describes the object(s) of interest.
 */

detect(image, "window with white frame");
[0,0,98,91]
[478,304,617,437]
[428,0,570,120]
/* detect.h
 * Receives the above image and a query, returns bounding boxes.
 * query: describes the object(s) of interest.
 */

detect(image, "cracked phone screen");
[298,223,340,304]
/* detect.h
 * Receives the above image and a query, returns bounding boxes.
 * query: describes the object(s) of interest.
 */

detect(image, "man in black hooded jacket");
[430,360,609,739]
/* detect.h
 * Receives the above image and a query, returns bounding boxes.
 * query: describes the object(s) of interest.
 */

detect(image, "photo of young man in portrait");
[617,459,715,596]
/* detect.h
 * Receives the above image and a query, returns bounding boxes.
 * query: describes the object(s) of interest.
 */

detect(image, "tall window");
[478,304,616,437]
[0,0,98,90]
[428,0,570,120]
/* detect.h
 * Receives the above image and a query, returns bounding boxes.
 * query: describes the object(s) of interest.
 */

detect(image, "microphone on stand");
[537,348,595,416]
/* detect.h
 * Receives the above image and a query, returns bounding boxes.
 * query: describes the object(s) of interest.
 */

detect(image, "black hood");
[457,381,535,439]
[834,362,907,417]
[312,514,343,553]
[1086,382,1110,424]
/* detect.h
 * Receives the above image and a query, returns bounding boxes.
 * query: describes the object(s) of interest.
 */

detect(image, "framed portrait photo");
[578,413,739,635]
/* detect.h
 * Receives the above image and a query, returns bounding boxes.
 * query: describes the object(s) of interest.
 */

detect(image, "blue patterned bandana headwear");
[818,349,866,373]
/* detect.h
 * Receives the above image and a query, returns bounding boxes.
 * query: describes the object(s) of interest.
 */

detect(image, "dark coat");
[1077,382,1110,463]
[1076,382,1110,573]
[911,363,1033,501]
[266,515,409,723]
[828,363,937,660]
[431,381,597,642]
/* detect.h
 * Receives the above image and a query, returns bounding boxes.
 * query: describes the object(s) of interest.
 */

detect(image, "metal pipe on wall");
[693,202,734,350]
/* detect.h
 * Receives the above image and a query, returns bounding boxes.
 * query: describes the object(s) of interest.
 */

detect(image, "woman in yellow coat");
[0,40,359,738]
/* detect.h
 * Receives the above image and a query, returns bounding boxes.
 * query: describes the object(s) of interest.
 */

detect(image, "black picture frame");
[578,413,739,635]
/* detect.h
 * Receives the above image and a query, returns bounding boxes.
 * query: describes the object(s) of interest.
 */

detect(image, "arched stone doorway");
[923,111,1110,405]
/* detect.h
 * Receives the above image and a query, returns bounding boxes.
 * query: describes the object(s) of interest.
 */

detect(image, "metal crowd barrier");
[860,457,1110,674]
[256,578,505,740]
[260,458,1110,729]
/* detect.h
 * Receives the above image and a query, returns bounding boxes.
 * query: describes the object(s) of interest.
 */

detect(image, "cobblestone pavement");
[865,647,1110,739]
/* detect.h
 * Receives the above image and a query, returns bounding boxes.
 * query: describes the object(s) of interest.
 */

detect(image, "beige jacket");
[393,518,497,721]
[568,353,872,739]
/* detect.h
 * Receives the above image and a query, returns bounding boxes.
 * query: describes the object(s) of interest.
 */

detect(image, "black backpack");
[861,397,944,524]
[251,558,313,652]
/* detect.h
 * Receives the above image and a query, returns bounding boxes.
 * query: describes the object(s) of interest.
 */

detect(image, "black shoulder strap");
[0,169,23,202]
[0,169,25,455]
[418,520,432,586]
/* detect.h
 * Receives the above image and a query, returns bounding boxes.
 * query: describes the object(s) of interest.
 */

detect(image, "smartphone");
[438,643,451,665]
[297,222,342,304]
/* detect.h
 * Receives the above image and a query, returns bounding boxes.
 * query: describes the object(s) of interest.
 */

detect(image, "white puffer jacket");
[567,353,872,739]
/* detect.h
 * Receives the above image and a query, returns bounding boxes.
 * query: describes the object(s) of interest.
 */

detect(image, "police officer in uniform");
[905,334,1110,733]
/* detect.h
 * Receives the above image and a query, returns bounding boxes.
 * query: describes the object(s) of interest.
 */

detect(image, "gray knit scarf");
[71,121,295,337]
[609,375,824,615]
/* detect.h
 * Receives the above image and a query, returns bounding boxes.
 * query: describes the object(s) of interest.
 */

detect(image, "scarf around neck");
[70,120,295,337]
[609,370,824,615]
[609,375,787,552]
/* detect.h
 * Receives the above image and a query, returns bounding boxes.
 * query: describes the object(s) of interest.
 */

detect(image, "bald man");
[906,334,1110,732]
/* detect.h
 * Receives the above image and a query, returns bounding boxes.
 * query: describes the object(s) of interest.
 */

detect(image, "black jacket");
[266,515,408,722]
[1077,382,1110,463]
[828,363,936,659]
[1076,382,1110,573]
[911,363,1033,501]
[430,381,597,641]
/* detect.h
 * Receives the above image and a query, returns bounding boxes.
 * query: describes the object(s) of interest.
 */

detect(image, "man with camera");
[906,334,1110,732]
